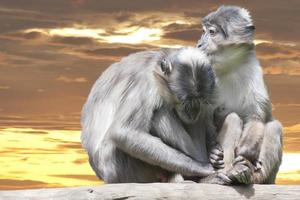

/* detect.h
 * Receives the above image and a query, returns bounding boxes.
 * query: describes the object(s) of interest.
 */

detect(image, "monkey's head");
[156,47,215,123]
[197,5,255,54]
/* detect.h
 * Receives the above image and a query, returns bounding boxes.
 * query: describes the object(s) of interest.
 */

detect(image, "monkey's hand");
[209,143,224,170]
[227,156,254,185]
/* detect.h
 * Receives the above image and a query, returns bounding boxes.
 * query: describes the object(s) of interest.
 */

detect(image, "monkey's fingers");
[232,155,246,165]
[211,148,224,158]
[215,172,232,185]
[198,164,216,176]
[209,158,224,166]
[199,172,231,185]
[210,158,225,169]
[215,164,225,170]
[210,153,223,161]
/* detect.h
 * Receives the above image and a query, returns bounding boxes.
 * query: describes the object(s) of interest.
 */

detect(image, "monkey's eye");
[209,28,217,35]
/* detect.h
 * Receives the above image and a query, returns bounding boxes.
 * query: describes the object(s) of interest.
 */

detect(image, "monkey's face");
[197,6,255,54]
[197,24,226,54]
[159,49,215,123]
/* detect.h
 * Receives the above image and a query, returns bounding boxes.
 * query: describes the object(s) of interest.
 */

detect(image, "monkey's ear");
[160,59,172,75]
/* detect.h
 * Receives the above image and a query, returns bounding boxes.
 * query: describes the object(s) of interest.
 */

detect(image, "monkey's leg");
[200,113,244,184]
[217,113,243,170]
[168,173,185,183]
[110,126,214,178]
[252,120,283,184]
[228,120,283,184]
[234,120,265,170]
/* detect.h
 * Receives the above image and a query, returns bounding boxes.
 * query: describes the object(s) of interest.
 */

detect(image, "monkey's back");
[81,50,162,156]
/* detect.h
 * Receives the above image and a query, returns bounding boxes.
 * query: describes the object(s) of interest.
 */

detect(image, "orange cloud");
[56,76,87,83]
[263,65,300,76]
[0,179,60,190]
[0,86,11,90]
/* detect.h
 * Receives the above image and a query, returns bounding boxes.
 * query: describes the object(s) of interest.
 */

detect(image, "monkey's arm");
[110,124,214,177]
[151,106,201,161]
[207,106,227,169]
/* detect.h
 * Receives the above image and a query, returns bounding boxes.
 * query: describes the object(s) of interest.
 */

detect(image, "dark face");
[168,60,215,123]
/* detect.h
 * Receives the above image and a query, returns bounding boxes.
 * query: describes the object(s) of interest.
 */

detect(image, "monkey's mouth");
[175,99,201,123]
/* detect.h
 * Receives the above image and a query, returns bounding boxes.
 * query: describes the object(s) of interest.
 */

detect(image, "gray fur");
[197,5,282,184]
[81,47,217,183]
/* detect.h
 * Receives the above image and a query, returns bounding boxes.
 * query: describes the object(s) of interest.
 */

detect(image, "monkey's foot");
[199,172,232,185]
[209,143,224,169]
[181,180,196,184]
[168,173,184,183]
[227,156,253,184]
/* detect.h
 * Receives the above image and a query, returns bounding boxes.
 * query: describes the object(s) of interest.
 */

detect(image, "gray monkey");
[197,5,283,184]
[81,47,217,183]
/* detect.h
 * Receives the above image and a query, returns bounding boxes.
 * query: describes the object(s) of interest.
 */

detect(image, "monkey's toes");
[228,162,252,184]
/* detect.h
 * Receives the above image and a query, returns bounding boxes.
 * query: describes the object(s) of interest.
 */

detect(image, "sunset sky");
[0,0,299,189]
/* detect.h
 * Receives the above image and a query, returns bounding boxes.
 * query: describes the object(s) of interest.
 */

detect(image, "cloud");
[0,86,11,90]
[24,26,163,45]
[73,157,88,164]
[50,174,99,182]
[263,65,300,76]
[79,46,150,60]
[254,42,300,76]
[283,124,300,153]
[0,179,60,190]
[1,31,44,41]
[0,114,82,130]
[3,128,50,135]
[57,142,82,149]
[56,75,88,83]
[256,42,300,60]
[162,28,200,43]
[50,36,96,46]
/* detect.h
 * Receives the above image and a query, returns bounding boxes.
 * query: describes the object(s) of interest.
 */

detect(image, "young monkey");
[197,6,282,184]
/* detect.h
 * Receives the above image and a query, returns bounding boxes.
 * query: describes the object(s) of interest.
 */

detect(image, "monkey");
[81,47,219,183]
[197,5,283,184]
